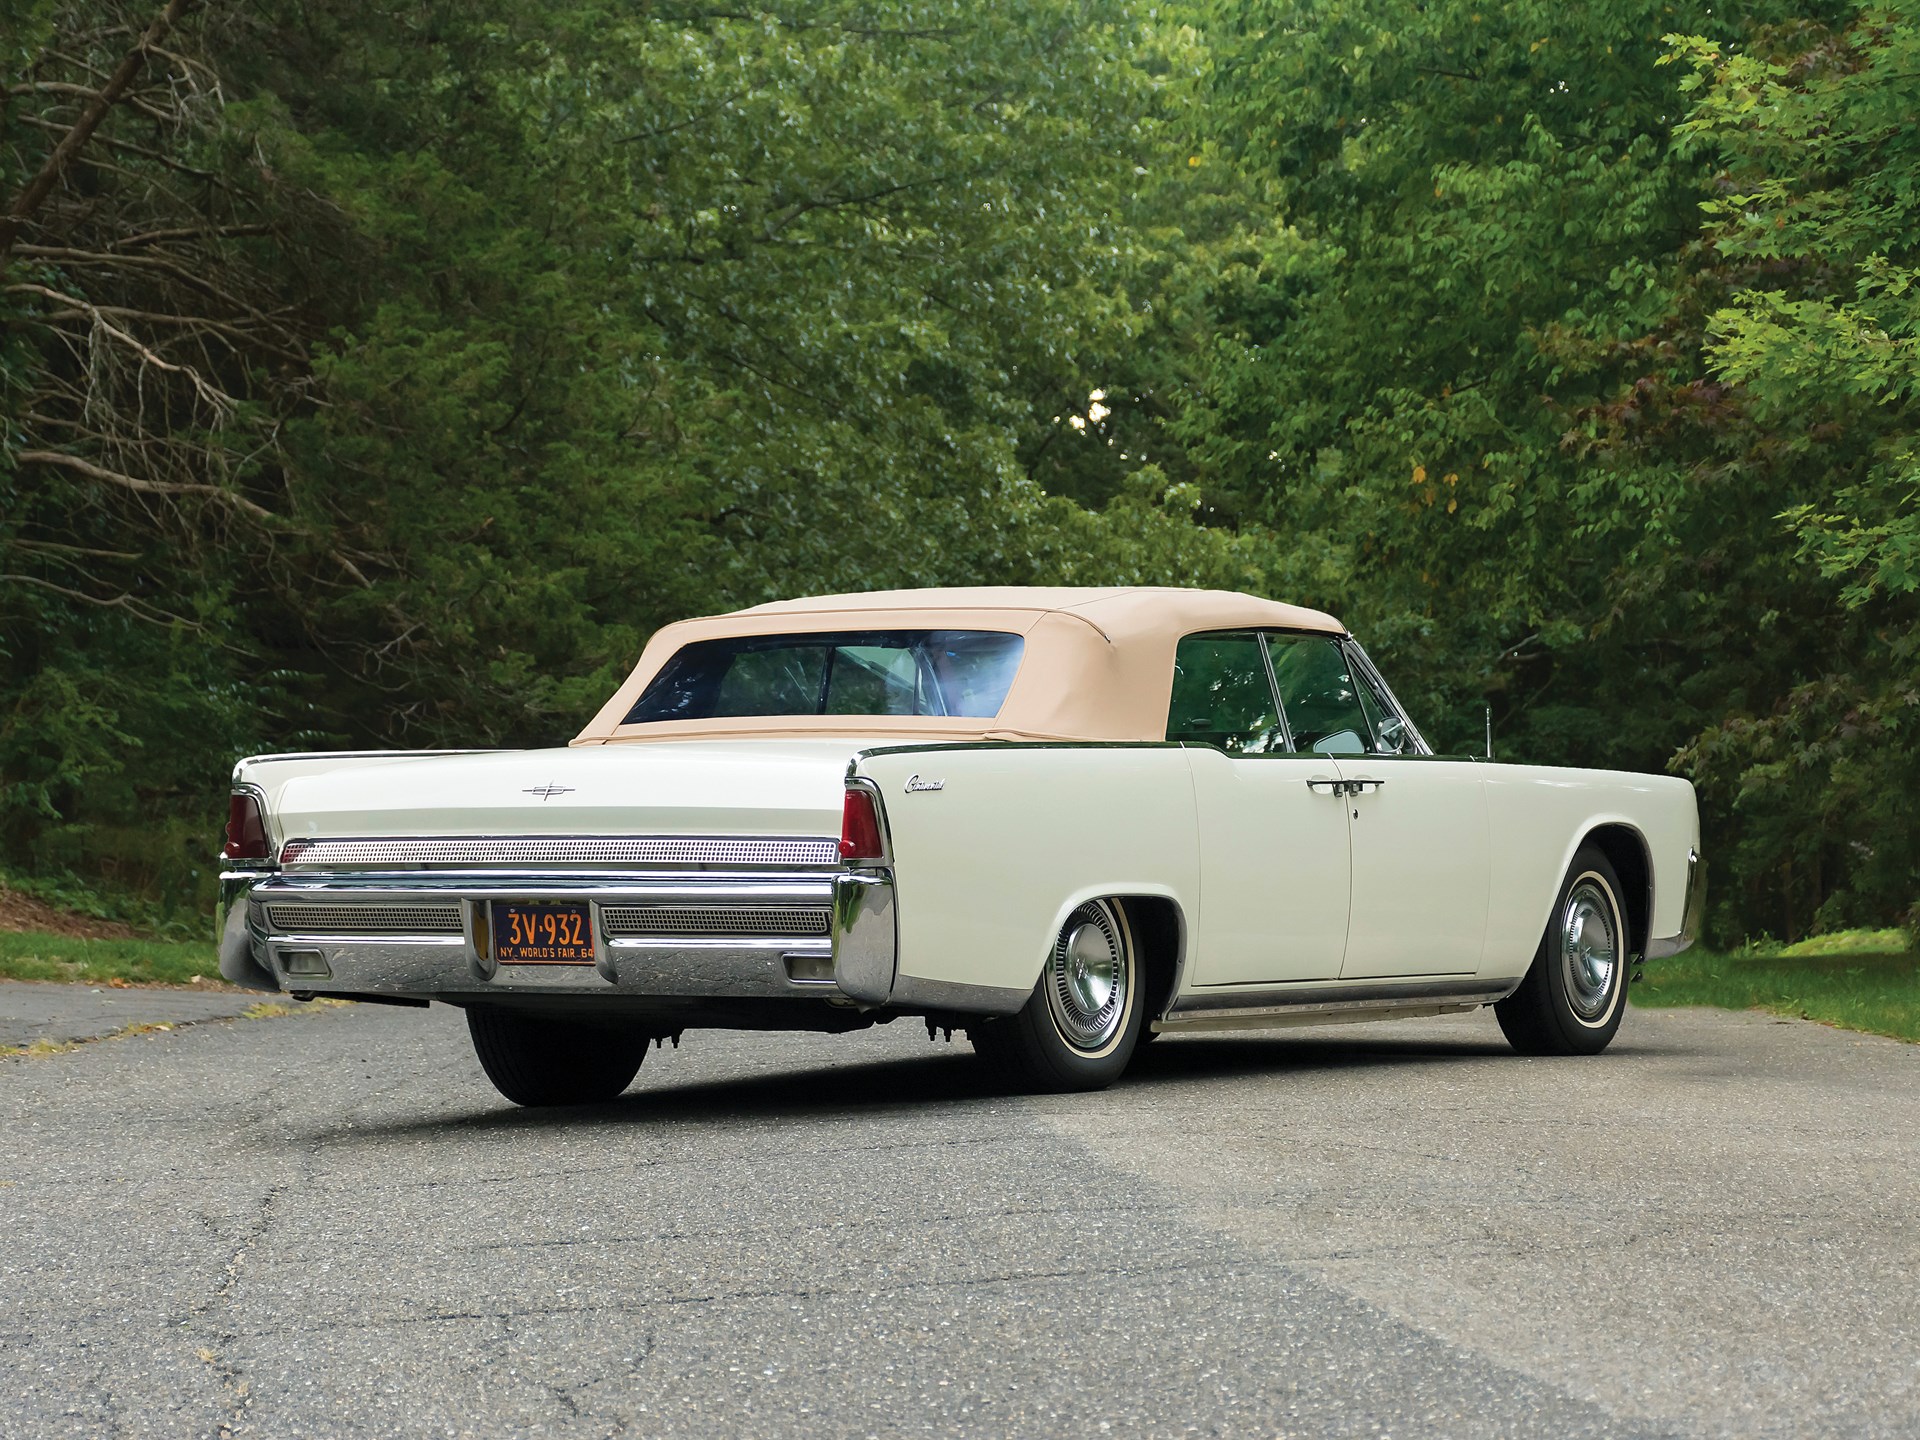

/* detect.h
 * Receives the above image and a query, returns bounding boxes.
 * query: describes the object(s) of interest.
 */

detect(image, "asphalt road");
[0,980,263,1049]
[1,999,1915,1439]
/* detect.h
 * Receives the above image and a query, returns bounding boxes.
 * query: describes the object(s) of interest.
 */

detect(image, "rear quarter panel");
[854,746,1200,997]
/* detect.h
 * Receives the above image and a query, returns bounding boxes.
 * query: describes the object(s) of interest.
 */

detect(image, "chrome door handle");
[1305,777,1386,797]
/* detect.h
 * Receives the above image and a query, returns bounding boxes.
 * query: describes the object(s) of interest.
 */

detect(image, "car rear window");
[624,630,1026,723]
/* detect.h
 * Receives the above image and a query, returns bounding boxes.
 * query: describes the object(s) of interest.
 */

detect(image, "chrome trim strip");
[278,835,841,870]
[233,749,498,778]
[1154,999,1489,1034]
[603,936,831,952]
[831,870,897,1004]
[1165,976,1514,1022]
[248,876,836,905]
[848,741,1182,765]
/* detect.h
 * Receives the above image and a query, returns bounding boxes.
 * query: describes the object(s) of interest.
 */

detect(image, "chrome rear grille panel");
[280,835,840,869]
[267,903,465,935]
[601,905,831,939]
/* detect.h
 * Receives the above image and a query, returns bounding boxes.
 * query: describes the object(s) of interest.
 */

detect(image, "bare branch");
[6,282,242,412]
[18,244,295,326]
[6,537,145,561]
[0,571,205,629]
[17,450,377,595]
[1,0,196,261]
[16,448,277,523]
[10,267,306,364]
[115,223,271,249]
[5,80,179,121]
[143,43,223,87]
[12,113,223,182]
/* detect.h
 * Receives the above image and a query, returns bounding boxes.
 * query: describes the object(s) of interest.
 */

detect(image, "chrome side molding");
[1158,975,1517,1032]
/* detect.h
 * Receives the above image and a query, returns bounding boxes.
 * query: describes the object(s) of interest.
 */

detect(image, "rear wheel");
[1495,845,1630,1056]
[969,898,1142,1092]
[466,1007,647,1106]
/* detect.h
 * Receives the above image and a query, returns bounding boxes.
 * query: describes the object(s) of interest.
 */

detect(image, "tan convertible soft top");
[573,586,1346,745]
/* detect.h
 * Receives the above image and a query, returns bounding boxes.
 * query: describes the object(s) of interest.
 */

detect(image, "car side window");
[1167,632,1286,755]
[1265,634,1374,755]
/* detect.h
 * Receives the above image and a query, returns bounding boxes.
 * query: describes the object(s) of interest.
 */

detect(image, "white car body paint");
[218,588,1703,1035]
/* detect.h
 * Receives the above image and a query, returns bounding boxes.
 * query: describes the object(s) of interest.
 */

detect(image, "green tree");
[1667,11,1920,936]
[1163,0,1915,941]
[2,0,1265,912]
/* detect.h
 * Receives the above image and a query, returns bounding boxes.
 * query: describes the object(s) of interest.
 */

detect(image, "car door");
[1265,634,1490,979]
[1171,631,1352,986]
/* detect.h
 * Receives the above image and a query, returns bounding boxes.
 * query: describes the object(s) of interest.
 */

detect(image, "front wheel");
[969,898,1143,1092]
[1495,845,1630,1056]
[467,1007,648,1106]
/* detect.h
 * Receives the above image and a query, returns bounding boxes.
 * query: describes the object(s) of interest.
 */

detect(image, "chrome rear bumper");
[219,868,898,1008]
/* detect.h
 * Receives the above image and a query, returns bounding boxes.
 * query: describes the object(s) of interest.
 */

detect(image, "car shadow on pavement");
[1131,1030,1516,1082]
[327,1029,1528,1141]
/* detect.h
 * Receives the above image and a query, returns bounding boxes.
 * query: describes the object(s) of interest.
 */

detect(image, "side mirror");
[1374,717,1407,755]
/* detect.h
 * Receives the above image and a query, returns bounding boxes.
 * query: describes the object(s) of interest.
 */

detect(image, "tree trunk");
[0,0,195,262]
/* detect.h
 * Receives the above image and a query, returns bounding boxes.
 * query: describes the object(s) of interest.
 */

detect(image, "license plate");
[491,901,595,965]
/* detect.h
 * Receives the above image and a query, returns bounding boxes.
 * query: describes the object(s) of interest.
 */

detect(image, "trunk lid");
[268,739,868,843]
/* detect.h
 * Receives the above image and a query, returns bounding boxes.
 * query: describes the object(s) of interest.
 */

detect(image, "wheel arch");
[1113,894,1186,1023]
[1032,881,1177,959]
[1577,822,1652,960]
[1029,887,1187,1018]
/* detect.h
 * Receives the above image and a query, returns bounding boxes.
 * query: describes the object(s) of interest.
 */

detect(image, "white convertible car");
[218,587,1701,1105]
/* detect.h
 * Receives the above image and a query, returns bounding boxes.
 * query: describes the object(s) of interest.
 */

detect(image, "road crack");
[0,998,347,1061]
[191,1181,286,1437]
[215,1183,285,1302]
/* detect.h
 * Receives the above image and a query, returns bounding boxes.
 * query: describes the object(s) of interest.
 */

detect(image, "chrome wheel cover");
[1560,877,1620,1024]
[1045,900,1131,1054]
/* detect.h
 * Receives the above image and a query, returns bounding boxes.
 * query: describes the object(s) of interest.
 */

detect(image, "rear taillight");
[838,785,886,863]
[223,790,270,861]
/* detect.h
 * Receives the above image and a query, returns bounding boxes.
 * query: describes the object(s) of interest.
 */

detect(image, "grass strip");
[1632,943,1920,1043]
[0,929,219,987]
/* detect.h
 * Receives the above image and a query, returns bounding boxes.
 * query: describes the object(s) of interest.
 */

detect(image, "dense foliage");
[2,0,1915,941]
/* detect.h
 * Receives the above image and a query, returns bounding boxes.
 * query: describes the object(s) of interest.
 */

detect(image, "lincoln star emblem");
[904,774,945,793]
[524,784,574,801]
